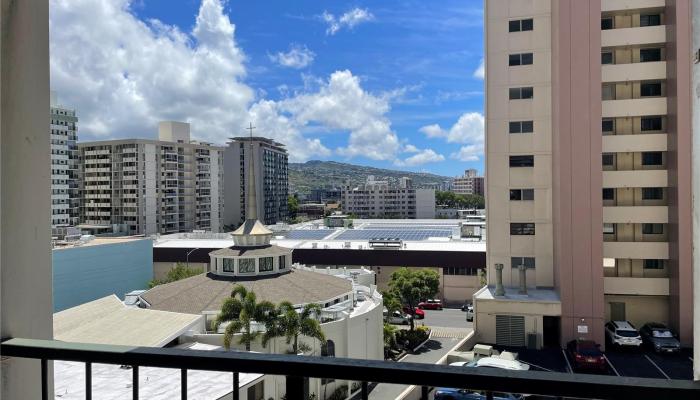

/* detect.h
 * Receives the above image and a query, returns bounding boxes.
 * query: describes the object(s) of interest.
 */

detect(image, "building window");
[642,187,664,200]
[602,153,615,166]
[601,17,614,30]
[642,151,663,165]
[223,258,235,273]
[509,155,534,167]
[602,119,615,134]
[640,48,662,62]
[444,267,476,276]
[643,223,664,235]
[602,188,615,200]
[509,121,534,134]
[278,255,286,270]
[640,14,661,27]
[511,257,535,269]
[602,84,616,100]
[640,82,662,97]
[603,223,616,234]
[641,116,663,131]
[509,87,534,100]
[259,257,274,272]
[238,258,255,274]
[643,259,664,269]
[510,189,534,201]
[601,51,614,65]
[510,223,535,235]
[509,18,533,32]
[508,53,533,66]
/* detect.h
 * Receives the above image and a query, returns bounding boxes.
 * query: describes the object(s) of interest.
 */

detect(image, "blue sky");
[50,0,484,177]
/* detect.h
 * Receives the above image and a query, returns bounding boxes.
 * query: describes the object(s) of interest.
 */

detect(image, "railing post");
[233,372,239,400]
[132,365,139,400]
[41,358,48,400]
[421,385,428,400]
[181,368,187,400]
[486,391,494,400]
[285,375,304,400]
[86,362,92,400]
[361,381,368,400]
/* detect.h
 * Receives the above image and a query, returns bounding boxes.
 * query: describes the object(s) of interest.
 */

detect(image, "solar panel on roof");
[283,230,334,240]
[334,229,452,241]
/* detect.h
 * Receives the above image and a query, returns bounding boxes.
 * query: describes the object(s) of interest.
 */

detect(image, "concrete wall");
[415,189,436,219]
[474,297,561,348]
[691,0,699,380]
[603,295,669,329]
[53,239,153,311]
[1,1,54,398]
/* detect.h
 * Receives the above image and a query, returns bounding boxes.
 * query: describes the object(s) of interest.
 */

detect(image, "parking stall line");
[561,349,573,374]
[602,354,620,376]
[644,355,670,380]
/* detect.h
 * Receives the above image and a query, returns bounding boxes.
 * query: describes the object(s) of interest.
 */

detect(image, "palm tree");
[267,301,325,354]
[215,285,276,351]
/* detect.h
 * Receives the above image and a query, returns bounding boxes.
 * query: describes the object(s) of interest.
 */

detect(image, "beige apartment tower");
[79,122,224,235]
[477,0,693,348]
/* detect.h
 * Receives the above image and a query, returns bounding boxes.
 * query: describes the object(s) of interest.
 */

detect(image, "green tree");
[215,286,276,351]
[383,323,398,350]
[387,268,440,330]
[288,195,299,219]
[148,262,202,288]
[264,301,325,354]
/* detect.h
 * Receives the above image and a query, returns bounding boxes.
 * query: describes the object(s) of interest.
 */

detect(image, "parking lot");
[418,307,472,329]
[492,344,694,380]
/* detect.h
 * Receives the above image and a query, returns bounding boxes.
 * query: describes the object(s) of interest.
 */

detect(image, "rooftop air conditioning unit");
[344,242,351,248]
[311,242,318,249]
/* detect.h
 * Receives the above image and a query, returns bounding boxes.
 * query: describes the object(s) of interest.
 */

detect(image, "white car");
[385,310,412,325]
[465,305,474,321]
[450,357,530,371]
[605,321,642,347]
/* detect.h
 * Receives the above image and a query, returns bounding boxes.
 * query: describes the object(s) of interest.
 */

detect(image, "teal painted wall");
[52,239,152,311]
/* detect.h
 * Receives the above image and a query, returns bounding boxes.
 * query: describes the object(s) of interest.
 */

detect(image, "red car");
[566,340,607,372]
[417,299,443,310]
[403,306,425,319]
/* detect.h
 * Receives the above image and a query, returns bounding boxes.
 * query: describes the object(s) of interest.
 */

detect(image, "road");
[368,337,462,400]
[418,307,472,330]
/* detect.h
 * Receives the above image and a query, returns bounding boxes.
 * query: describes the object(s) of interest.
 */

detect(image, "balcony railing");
[1,338,698,400]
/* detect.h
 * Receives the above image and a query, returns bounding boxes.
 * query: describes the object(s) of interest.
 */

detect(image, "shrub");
[327,385,348,400]
[395,327,429,349]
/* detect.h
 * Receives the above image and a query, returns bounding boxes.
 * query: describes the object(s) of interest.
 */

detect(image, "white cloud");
[473,58,485,79]
[395,148,445,167]
[322,8,374,35]
[420,112,484,161]
[50,0,252,144]
[403,144,420,153]
[269,43,315,69]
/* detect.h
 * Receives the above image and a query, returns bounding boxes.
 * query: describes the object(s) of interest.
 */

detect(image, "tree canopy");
[215,285,276,350]
[148,262,202,288]
[435,190,484,209]
[385,268,440,330]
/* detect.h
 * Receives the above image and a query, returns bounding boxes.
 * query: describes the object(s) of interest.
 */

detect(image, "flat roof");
[53,237,149,249]
[54,295,203,347]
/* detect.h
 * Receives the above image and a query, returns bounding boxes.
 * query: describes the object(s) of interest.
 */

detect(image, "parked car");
[461,301,471,311]
[639,322,681,353]
[566,340,607,372]
[384,310,412,325]
[403,306,425,319]
[465,304,474,321]
[605,321,642,347]
[434,388,524,400]
[438,358,528,399]
[417,299,443,310]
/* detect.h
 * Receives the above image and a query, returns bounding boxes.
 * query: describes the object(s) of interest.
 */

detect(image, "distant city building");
[307,187,341,203]
[452,169,484,196]
[78,121,224,235]
[341,176,435,219]
[223,136,288,228]
[50,92,79,237]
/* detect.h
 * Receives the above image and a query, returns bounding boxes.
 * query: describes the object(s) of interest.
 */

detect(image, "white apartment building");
[223,136,289,228]
[341,176,435,219]
[452,169,485,196]
[50,92,79,235]
[78,121,224,235]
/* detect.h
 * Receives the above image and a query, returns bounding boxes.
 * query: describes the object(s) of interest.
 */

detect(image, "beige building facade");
[479,0,693,348]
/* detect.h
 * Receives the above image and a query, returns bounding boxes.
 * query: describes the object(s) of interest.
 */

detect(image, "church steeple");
[231,122,273,247]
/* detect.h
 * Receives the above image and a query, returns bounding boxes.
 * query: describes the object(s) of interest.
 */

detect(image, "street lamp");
[186,247,201,270]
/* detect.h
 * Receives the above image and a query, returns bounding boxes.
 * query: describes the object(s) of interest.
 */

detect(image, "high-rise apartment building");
[341,176,436,219]
[477,0,693,348]
[452,169,485,196]
[79,121,224,235]
[50,92,79,236]
[223,136,288,228]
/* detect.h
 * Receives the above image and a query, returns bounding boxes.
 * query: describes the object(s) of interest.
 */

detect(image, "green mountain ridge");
[289,160,453,194]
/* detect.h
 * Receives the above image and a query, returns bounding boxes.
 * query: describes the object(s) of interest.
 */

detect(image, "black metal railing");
[1,338,699,400]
